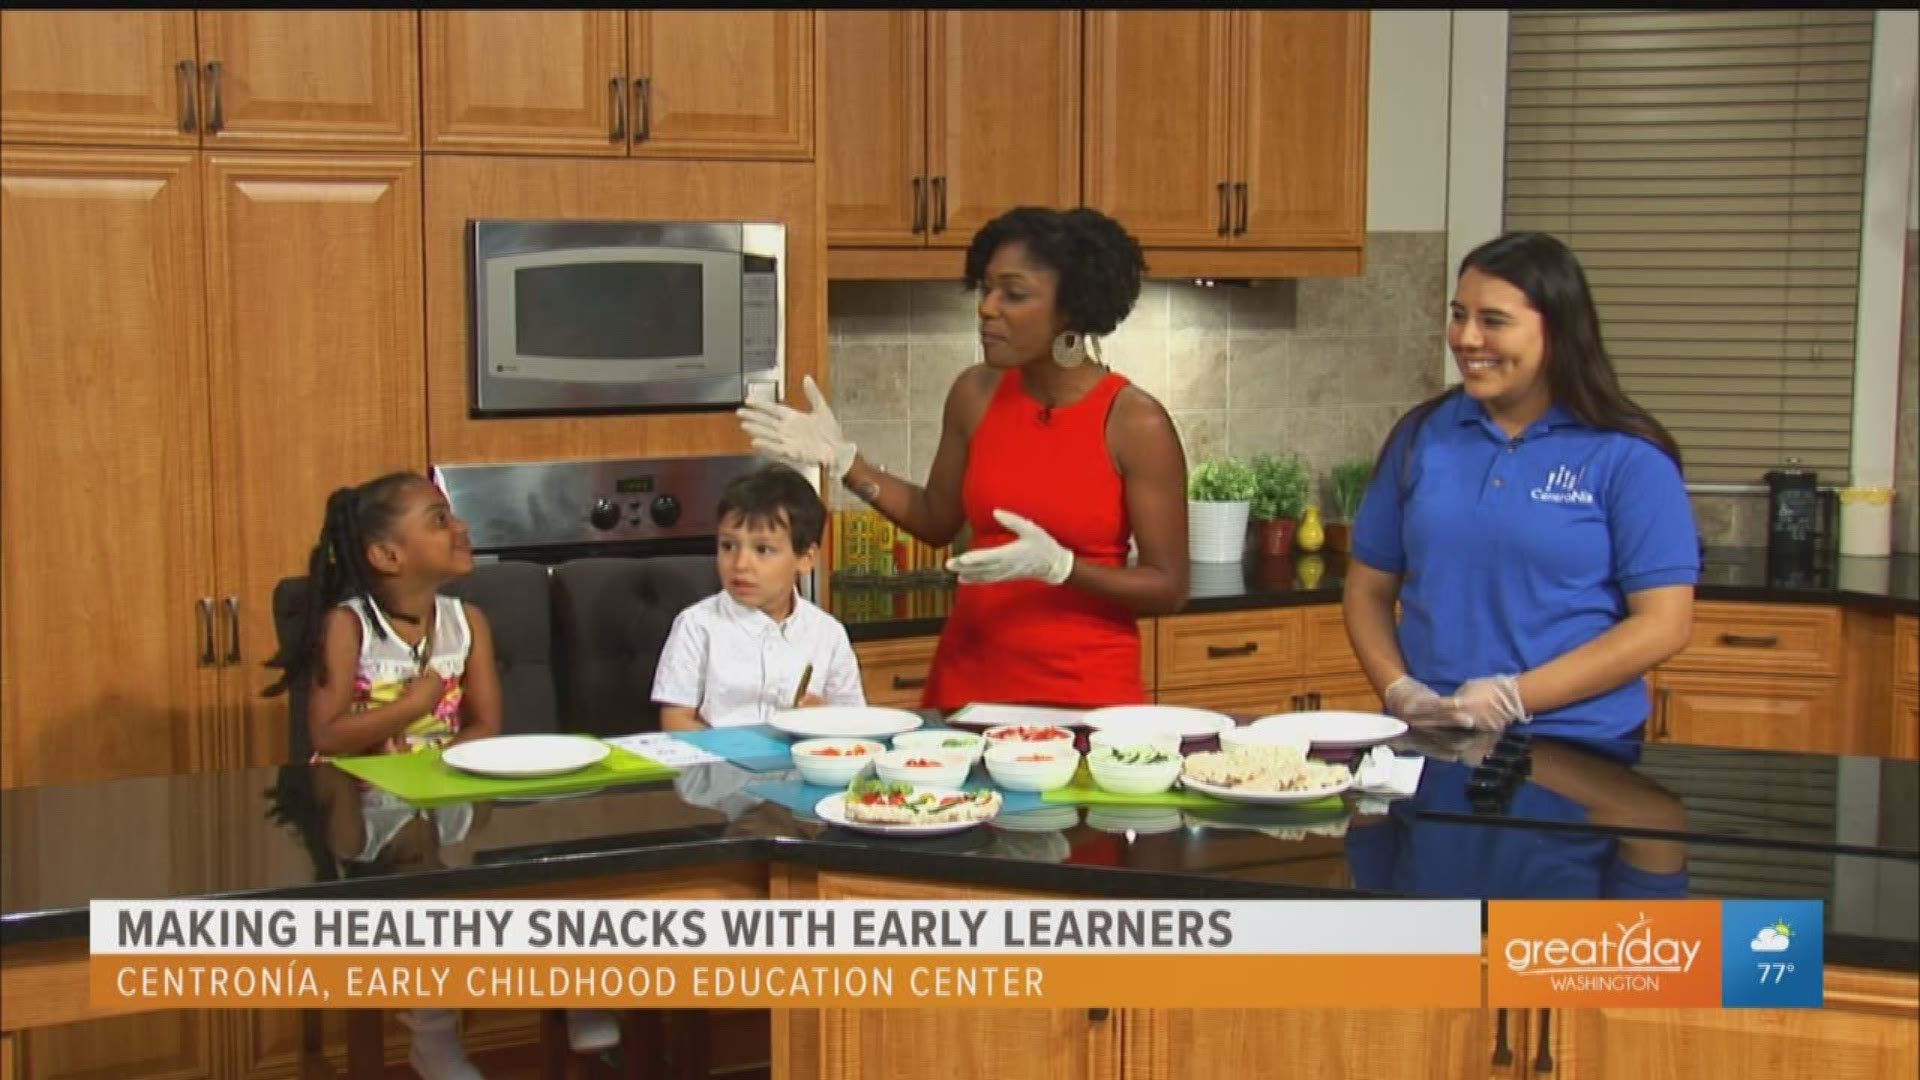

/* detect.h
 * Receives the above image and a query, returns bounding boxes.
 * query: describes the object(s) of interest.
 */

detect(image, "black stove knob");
[650,494,681,527]
[589,498,621,531]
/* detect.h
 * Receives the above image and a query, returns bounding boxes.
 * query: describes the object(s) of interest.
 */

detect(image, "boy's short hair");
[717,463,826,553]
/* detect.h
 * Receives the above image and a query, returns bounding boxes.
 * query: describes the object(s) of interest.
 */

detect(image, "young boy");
[652,463,865,729]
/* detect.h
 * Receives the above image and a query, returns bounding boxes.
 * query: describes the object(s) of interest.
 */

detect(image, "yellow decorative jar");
[1296,506,1326,553]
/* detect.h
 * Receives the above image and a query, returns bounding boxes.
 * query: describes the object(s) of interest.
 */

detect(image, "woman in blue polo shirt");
[1344,231,1700,739]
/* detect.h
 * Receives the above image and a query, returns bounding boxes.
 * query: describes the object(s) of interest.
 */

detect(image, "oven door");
[472,236,743,416]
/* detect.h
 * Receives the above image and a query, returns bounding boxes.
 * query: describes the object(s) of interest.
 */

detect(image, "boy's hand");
[797,693,827,709]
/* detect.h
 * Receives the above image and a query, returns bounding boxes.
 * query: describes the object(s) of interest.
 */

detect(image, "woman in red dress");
[740,207,1189,709]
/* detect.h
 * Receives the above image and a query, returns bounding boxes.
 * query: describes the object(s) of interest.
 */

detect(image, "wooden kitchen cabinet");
[1895,616,1918,759]
[1083,11,1367,273]
[0,148,220,788]
[823,11,1079,267]
[200,154,425,769]
[1650,671,1843,754]
[1,11,418,151]
[853,636,940,708]
[1123,1009,1506,1080]
[0,147,425,788]
[424,10,812,160]
[1527,968,1919,1080]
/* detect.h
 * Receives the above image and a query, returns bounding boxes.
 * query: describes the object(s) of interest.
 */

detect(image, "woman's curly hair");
[963,207,1147,335]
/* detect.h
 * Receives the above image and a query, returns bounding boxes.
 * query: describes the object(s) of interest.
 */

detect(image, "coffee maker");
[1763,461,1837,577]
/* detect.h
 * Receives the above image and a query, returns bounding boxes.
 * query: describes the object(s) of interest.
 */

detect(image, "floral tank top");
[341,594,471,755]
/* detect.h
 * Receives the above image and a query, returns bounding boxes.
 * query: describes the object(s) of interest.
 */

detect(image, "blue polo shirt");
[1351,391,1700,738]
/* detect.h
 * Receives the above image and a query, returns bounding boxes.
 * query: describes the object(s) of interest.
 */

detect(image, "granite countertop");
[5,728,1913,972]
[832,547,1920,641]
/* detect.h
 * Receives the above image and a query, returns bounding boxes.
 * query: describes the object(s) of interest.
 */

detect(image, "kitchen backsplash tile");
[825,231,1450,510]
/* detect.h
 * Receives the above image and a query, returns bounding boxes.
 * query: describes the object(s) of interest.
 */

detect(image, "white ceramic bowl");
[789,738,885,787]
[892,729,986,765]
[1086,745,1183,795]
[1218,725,1313,757]
[983,744,1081,792]
[1086,806,1183,835]
[982,724,1078,752]
[1088,728,1182,755]
[875,747,972,789]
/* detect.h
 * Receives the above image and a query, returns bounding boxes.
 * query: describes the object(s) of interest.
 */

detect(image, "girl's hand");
[399,671,447,713]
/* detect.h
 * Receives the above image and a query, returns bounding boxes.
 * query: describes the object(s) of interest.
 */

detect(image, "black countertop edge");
[8,832,1915,974]
[1695,583,1919,616]
[1413,809,1920,863]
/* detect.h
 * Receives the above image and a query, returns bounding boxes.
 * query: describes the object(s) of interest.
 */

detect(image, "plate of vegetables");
[815,778,1004,836]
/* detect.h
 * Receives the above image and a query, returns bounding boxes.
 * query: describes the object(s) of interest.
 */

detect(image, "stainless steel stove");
[433,453,769,565]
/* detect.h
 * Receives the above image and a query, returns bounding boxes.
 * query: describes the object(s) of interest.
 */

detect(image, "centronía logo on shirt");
[1489,901,1723,1007]
[1531,464,1594,505]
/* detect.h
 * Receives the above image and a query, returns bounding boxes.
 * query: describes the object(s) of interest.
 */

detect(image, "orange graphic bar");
[1488,901,1723,1008]
[92,953,1483,1010]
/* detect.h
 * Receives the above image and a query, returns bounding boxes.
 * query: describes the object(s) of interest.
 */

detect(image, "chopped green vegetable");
[1092,745,1175,767]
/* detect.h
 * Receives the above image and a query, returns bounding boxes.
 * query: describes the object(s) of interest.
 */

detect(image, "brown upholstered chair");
[550,555,720,738]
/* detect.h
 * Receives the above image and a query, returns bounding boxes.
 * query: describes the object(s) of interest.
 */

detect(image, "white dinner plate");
[1083,705,1236,741]
[1179,771,1354,806]
[768,706,924,740]
[813,788,995,836]
[945,703,1091,729]
[1247,711,1408,750]
[441,735,609,779]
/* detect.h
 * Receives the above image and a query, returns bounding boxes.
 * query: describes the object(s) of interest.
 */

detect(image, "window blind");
[1504,10,1874,484]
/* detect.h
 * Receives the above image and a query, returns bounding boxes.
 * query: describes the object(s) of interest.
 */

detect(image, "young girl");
[265,472,618,1078]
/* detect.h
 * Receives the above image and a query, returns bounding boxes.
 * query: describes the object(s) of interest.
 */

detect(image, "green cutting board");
[331,744,678,808]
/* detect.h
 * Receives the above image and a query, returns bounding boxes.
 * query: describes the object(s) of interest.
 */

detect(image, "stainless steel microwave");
[468,219,784,415]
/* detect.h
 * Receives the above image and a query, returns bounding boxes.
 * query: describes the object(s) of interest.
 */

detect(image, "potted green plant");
[1325,457,1373,553]
[1186,458,1258,563]
[1248,453,1311,557]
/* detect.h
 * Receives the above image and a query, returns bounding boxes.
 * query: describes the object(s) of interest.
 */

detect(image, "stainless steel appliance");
[434,454,769,565]
[468,220,784,416]
[1763,461,1838,573]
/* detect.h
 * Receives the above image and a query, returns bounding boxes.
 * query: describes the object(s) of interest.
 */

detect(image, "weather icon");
[1750,921,1793,953]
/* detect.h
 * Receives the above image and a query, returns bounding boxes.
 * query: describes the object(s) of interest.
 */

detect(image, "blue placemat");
[671,725,796,772]
[745,778,1047,819]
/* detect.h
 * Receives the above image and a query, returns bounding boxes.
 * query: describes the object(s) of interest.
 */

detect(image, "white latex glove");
[736,375,858,480]
[944,509,1074,585]
[1383,675,1455,726]
[1446,674,1530,732]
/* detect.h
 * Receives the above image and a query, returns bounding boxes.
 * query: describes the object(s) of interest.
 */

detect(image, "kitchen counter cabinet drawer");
[853,635,939,707]
[1157,679,1300,718]
[1896,616,1918,690]
[1663,601,1843,677]
[1156,608,1304,690]
[1303,603,1361,674]
[1652,671,1855,754]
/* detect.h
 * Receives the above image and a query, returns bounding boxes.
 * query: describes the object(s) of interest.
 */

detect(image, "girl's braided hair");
[263,471,425,697]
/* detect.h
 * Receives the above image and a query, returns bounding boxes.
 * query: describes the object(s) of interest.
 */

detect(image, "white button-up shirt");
[650,590,866,728]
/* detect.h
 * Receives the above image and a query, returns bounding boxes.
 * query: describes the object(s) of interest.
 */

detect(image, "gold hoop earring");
[1052,331,1089,369]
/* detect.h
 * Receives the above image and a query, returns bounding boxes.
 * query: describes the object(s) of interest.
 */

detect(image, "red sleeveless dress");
[921,368,1146,710]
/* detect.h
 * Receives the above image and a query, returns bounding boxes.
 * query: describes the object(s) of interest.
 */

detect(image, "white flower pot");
[1188,500,1251,563]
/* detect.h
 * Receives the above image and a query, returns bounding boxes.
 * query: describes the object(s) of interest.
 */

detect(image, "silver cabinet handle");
[932,175,947,233]
[1234,181,1248,235]
[633,76,652,142]
[204,60,224,134]
[223,597,241,665]
[197,598,216,667]
[609,76,627,142]
[1217,181,1231,236]
[176,60,198,133]
[911,176,926,234]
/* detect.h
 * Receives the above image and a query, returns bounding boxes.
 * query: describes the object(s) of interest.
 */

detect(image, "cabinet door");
[1890,687,1917,760]
[1158,680,1303,718]
[822,11,925,245]
[852,636,939,708]
[0,10,197,147]
[1546,1003,1918,1080]
[1305,670,1383,713]
[201,155,426,770]
[19,1012,220,1080]
[422,10,627,155]
[1652,672,1846,754]
[1234,11,1368,248]
[194,11,418,151]
[1127,1009,1504,1080]
[1083,11,1234,247]
[925,11,1080,246]
[0,148,219,788]
[628,11,813,160]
